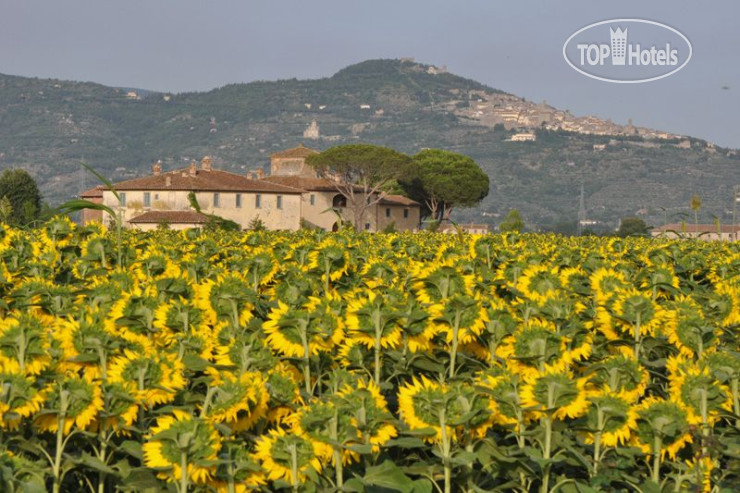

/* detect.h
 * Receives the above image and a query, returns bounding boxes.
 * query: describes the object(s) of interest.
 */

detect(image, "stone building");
[79,146,421,232]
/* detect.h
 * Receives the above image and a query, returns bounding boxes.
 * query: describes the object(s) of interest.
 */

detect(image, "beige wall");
[299,190,419,232]
[651,231,739,241]
[131,222,202,232]
[375,204,420,232]
[102,190,301,231]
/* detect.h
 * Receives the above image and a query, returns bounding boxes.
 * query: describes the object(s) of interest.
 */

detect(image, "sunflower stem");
[438,408,451,493]
[633,314,642,360]
[289,442,299,493]
[373,310,382,386]
[540,414,552,493]
[299,325,312,395]
[732,377,739,428]
[448,310,461,380]
[331,409,343,489]
[651,435,662,484]
[52,388,69,493]
[592,407,603,477]
[179,450,189,493]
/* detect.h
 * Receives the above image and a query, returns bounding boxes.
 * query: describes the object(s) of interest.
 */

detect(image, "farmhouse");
[79,145,421,232]
[651,223,740,241]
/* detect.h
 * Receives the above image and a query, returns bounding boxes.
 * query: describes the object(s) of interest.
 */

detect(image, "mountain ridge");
[0,58,738,230]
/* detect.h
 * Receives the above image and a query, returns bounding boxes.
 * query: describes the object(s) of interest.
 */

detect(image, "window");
[143,192,151,208]
[365,223,371,230]
[119,192,126,207]
[236,193,242,208]
[310,194,315,206]
[255,194,261,208]
[403,209,409,218]
[277,195,283,209]
[332,194,347,208]
[385,208,391,218]
[154,193,159,200]
[213,193,220,207]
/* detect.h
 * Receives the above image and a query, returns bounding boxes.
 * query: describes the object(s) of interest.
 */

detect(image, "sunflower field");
[0,217,739,492]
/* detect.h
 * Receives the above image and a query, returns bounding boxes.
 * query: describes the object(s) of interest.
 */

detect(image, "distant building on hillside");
[509,132,537,142]
[79,145,421,232]
[438,223,490,234]
[303,120,320,139]
[652,223,740,241]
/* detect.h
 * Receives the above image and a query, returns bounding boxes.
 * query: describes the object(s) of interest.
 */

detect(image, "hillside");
[1,59,738,230]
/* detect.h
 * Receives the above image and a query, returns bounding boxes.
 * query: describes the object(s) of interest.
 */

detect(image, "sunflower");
[265,363,304,424]
[345,290,403,350]
[107,349,185,407]
[55,315,122,378]
[104,286,161,345]
[434,294,488,347]
[143,410,223,485]
[94,381,139,432]
[194,274,255,328]
[520,370,589,421]
[306,241,351,284]
[495,318,568,379]
[589,354,649,403]
[709,281,740,328]
[398,376,491,442]
[589,267,629,306]
[475,370,524,428]
[583,393,636,447]
[263,298,344,358]
[631,397,692,460]
[0,371,46,430]
[516,264,563,305]
[0,312,51,375]
[412,261,474,305]
[35,376,103,435]
[668,365,732,425]
[665,295,714,357]
[211,442,266,492]
[252,427,322,487]
[336,379,398,454]
[203,371,269,431]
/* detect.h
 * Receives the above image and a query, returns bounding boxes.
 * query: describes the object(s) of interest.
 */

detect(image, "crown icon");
[610,27,627,65]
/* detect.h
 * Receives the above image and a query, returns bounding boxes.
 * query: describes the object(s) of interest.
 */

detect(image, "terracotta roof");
[653,223,740,233]
[79,186,105,198]
[261,175,340,192]
[269,144,319,159]
[379,194,419,206]
[129,210,210,224]
[109,168,302,194]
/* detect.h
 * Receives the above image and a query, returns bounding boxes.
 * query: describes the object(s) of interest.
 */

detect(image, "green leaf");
[385,437,427,449]
[362,460,415,493]
[80,161,119,201]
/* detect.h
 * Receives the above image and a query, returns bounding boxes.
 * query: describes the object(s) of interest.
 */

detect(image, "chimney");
[246,171,254,179]
[189,161,197,176]
[255,168,264,179]
[165,176,171,187]
[201,156,212,171]
[152,160,162,176]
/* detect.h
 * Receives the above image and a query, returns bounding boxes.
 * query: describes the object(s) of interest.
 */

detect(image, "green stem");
[541,415,552,493]
[373,311,382,386]
[439,408,451,493]
[180,450,189,493]
[593,407,603,477]
[651,436,662,483]
[633,314,642,360]
[290,443,299,493]
[52,389,69,493]
[732,377,739,428]
[331,410,343,489]
[448,310,461,380]
[299,325,311,395]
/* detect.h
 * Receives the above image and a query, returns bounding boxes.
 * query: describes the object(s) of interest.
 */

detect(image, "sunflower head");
[143,411,223,485]
[520,370,589,421]
[252,428,322,487]
[35,376,103,435]
[632,398,691,459]
[584,393,636,447]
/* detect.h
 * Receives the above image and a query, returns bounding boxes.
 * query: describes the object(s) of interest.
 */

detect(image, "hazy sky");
[1,0,738,148]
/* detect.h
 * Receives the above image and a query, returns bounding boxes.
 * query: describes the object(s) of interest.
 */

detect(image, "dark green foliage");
[402,149,489,220]
[499,209,525,232]
[617,217,650,237]
[0,168,42,226]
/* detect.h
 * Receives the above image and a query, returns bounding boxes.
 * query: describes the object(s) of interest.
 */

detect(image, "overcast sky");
[1,0,738,148]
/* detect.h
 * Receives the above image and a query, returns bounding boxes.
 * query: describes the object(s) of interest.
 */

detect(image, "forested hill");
[1,59,738,230]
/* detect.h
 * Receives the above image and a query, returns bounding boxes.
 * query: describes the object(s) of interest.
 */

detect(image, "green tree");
[401,149,489,222]
[0,196,12,224]
[0,169,42,226]
[499,209,524,232]
[306,144,412,229]
[617,217,649,237]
